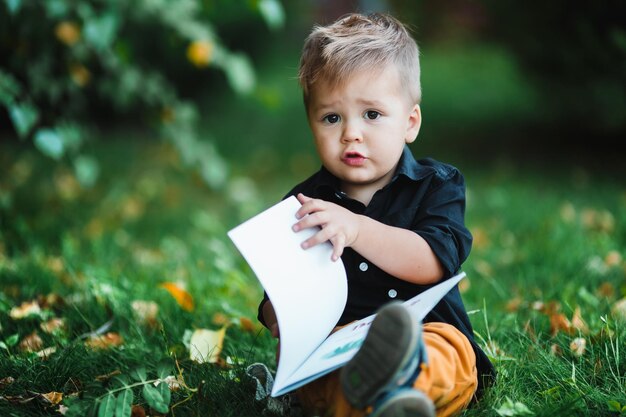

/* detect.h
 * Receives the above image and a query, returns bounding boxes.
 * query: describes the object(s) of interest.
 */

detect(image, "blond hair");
[298,13,421,106]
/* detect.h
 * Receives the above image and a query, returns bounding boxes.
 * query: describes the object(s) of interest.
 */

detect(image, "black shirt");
[258,146,495,391]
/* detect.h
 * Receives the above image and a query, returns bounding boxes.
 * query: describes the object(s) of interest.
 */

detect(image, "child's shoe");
[339,302,433,416]
[369,388,435,417]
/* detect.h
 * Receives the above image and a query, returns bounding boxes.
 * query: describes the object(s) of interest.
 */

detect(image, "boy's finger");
[292,211,327,232]
[296,193,312,204]
[331,235,345,261]
[300,227,333,249]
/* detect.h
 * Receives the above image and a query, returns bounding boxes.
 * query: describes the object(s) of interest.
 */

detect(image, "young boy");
[257,12,495,417]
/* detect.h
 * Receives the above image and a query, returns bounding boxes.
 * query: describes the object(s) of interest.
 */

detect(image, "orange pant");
[297,322,478,417]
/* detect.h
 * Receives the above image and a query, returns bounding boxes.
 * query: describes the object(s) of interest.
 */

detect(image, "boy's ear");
[405,104,421,144]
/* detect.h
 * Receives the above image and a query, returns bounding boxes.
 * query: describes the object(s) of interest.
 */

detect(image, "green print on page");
[322,339,365,360]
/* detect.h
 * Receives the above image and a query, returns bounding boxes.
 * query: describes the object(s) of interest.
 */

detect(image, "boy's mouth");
[341,151,366,166]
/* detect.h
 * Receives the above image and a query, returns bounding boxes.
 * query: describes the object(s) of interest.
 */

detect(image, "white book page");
[228,196,348,395]
[274,272,466,396]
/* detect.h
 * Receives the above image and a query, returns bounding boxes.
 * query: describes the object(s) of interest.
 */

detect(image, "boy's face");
[306,65,421,202]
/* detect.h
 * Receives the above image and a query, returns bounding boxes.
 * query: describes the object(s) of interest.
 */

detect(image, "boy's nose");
[341,120,363,143]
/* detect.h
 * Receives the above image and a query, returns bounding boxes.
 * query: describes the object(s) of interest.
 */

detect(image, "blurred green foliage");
[390,0,626,142]
[0,0,285,188]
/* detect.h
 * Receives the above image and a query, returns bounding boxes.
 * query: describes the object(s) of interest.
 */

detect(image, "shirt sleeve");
[257,292,270,328]
[412,167,473,279]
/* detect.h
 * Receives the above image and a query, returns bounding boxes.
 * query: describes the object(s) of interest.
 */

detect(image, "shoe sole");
[340,302,419,409]
[369,389,435,417]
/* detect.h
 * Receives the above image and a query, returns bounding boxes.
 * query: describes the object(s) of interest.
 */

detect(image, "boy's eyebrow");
[311,98,386,112]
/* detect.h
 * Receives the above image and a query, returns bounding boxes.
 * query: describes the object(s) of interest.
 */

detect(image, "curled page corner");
[228,196,348,394]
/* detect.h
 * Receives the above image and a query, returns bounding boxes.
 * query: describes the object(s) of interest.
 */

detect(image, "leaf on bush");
[9,300,41,319]
[115,388,133,417]
[74,155,100,188]
[130,367,147,383]
[187,41,213,67]
[157,378,171,406]
[34,128,64,160]
[9,102,39,138]
[54,21,81,46]
[4,0,21,15]
[142,385,168,413]
[84,13,119,51]
[160,282,194,312]
[223,53,255,95]
[98,392,116,417]
[189,327,226,363]
[258,0,285,31]
[85,332,124,350]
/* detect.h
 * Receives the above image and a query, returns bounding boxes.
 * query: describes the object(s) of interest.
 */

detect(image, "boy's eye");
[365,110,380,120]
[323,114,340,124]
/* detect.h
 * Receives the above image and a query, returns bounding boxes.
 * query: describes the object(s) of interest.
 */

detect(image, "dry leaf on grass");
[41,391,63,405]
[36,347,57,359]
[570,337,586,356]
[189,327,226,363]
[612,298,626,321]
[212,312,230,326]
[0,376,15,389]
[239,317,255,332]
[9,300,41,319]
[131,300,159,327]
[40,318,65,334]
[19,331,43,352]
[160,282,194,312]
[85,332,124,350]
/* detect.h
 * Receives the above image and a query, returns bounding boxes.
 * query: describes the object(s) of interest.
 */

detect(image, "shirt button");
[359,262,368,272]
[388,289,398,298]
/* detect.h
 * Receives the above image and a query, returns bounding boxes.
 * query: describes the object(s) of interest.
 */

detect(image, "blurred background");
[1,0,624,189]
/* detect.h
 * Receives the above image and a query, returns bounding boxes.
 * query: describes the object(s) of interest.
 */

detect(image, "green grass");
[1,138,625,417]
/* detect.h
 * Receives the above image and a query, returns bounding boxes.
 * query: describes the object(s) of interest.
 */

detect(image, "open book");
[228,196,465,397]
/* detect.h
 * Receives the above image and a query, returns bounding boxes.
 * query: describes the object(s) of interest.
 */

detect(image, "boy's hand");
[292,193,360,261]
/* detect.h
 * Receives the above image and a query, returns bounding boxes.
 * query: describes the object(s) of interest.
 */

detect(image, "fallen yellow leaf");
[41,391,63,405]
[36,347,57,359]
[160,282,194,312]
[40,318,65,334]
[189,327,226,363]
[19,331,43,352]
[212,312,230,326]
[571,307,589,334]
[239,317,255,332]
[10,300,41,319]
[85,332,124,350]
